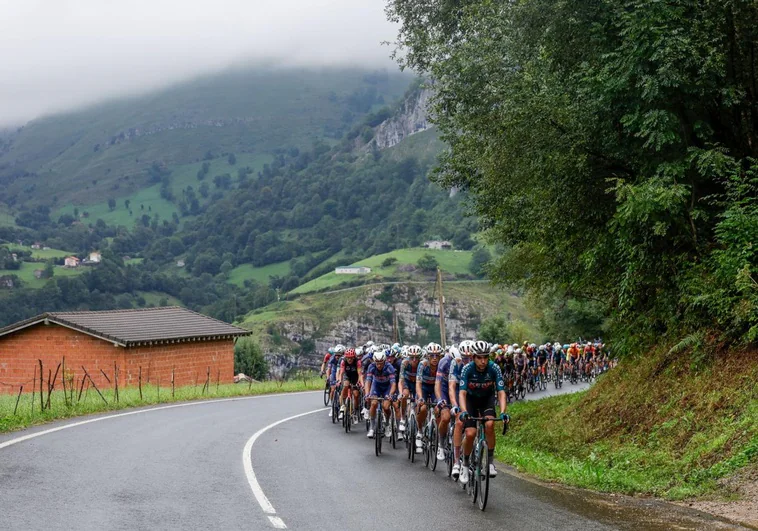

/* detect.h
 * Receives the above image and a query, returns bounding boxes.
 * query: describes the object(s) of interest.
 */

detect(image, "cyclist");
[448,340,473,479]
[319,347,335,377]
[458,340,508,482]
[536,344,549,383]
[360,344,375,419]
[398,345,422,437]
[364,348,397,439]
[326,344,345,417]
[387,344,404,440]
[435,344,457,462]
[567,342,581,378]
[416,342,442,454]
[551,342,566,380]
[336,347,363,421]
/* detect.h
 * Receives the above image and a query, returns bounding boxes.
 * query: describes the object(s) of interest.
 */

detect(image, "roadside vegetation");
[0,376,322,434]
[496,347,758,499]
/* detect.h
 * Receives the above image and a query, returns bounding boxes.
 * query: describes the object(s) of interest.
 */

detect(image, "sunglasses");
[429,353,440,358]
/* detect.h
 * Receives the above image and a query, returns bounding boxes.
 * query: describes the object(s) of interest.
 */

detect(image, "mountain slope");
[0,67,411,207]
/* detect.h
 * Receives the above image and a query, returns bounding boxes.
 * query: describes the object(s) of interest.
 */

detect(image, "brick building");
[0,307,251,394]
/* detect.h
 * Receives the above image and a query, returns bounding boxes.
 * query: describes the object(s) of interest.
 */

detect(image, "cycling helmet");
[407,345,423,358]
[401,345,409,358]
[345,348,356,359]
[356,346,364,357]
[327,347,335,354]
[449,346,460,360]
[373,350,386,362]
[459,341,474,356]
[334,344,345,355]
[426,343,443,355]
[515,348,523,354]
[364,341,375,349]
[471,340,490,355]
[507,345,515,355]
[391,343,401,354]
[553,342,561,351]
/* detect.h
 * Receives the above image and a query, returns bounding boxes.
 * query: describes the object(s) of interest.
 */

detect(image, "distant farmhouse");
[64,256,80,268]
[335,266,372,275]
[424,240,453,250]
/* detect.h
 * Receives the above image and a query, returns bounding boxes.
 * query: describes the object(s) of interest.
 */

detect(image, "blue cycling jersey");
[436,356,452,401]
[416,359,438,387]
[366,362,396,397]
[400,358,419,385]
[459,360,505,398]
[360,353,373,376]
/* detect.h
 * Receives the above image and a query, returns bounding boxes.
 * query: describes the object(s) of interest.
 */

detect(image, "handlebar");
[464,416,509,435]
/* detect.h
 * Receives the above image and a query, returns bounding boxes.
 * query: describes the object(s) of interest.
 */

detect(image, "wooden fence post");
[14,385,23,415]
[138,366,143,400]
[216,368,220,393]
[46,363,61,410]
[114,363,119,403]
[31,364,37,414]
[62,357,68,407]
[171,367,175,398]
[39,360,44,411]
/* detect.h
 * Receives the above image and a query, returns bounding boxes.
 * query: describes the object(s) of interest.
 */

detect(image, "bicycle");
[443,414,455,478]
[553,363,563,389]
[405,398,418,463]
[367,397,391,456]
[322,376,331,406]
[342,382,360,433]
[464,417,508,511]
[331,382,342,424]
[419,399,438,471]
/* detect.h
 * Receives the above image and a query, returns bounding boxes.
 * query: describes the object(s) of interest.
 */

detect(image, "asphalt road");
[0,385,747,531]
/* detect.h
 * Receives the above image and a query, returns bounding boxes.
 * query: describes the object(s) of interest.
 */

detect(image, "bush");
[417,254,439,272]
[234,338,269,380]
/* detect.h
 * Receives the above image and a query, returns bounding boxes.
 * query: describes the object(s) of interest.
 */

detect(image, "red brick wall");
[0,324,235,394]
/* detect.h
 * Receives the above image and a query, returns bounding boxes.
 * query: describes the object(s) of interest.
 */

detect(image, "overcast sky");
[0,0,398,126]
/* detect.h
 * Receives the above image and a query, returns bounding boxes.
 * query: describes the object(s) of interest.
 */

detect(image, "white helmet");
[426,342,443,355]
[449,346,461,360]
[356,346,364,356]
[334,344,345,354]
[365,341,375,348]
[372,350,386,362]
[407,345,423,358]
[507,345,515,355]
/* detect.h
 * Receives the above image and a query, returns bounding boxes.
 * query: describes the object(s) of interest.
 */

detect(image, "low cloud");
[0,0,398,126]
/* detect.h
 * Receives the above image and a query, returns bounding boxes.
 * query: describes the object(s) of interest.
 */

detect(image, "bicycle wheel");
[423,423,431,468]
[375,412,383,456]
[410,417,417,463]
[446,427,453,478]
[332,396,338,424]
[345,396,352,433]
[429,421,438,471]
[391,408,397,449]
[477,441,490,511]
[323,382,330,406]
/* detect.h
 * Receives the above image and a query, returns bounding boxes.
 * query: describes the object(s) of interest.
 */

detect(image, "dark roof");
[0,307,251,347]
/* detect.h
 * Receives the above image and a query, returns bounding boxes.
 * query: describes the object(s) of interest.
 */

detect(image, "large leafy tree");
[386,0,758,350]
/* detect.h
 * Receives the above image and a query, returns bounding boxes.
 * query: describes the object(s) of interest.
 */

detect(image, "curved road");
[0,388,746,530]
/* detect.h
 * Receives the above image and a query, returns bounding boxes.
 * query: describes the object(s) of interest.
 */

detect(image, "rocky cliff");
[372,87,433,150]
[244,282,533,378]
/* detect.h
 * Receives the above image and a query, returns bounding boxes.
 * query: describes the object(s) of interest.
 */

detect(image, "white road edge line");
[0,390,319,451]
[243,407,327,529]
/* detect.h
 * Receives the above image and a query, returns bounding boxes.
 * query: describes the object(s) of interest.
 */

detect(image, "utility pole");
[437,267,446,348]
[392,306,398,344]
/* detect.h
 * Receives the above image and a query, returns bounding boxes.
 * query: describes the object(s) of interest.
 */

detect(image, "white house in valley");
[64,256,80,268]
[335,266,371,275]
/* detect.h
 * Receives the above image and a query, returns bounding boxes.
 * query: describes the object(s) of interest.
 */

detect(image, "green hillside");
[240,280,538,347]
[0,67,411,207]
[292,247,474,294]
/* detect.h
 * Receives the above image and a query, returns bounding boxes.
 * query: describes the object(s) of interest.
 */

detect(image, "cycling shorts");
[464,393,496,429]
[370,382,392,399]
[342,372,359,386]
[328,372,338,386]
[420,384,435,403]
[402,380,417,399]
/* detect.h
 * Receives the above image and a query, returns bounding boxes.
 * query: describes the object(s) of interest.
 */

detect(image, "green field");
[3,245,74,260]
[136,291,183,307]
[0,262,85,288]
[291,248,474,294]
[228,261,291,287]
[125,257,144,266]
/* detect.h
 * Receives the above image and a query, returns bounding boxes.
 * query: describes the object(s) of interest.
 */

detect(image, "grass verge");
[0,378,322,434]
[495,348,758,500]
